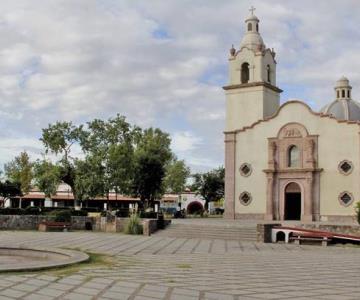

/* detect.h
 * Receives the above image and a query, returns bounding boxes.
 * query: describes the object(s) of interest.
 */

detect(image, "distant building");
[5,183,148,211]
[160,191,206,214]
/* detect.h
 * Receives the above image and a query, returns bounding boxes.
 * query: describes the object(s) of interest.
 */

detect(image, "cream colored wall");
[263,88,279,118]
[226,86,265,131]
[225,86,280,131]
[234,101,360,217]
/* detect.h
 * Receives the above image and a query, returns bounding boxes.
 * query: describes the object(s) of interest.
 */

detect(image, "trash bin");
[85,221,93,231]
[157,212,165,229]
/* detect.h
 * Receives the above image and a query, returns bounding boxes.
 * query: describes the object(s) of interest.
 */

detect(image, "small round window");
[339,192,353,207]
[239,192,252,206]
[338,160,353,175]
[239,163,252,177]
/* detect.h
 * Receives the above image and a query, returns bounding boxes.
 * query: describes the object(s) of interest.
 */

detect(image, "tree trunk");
[204,200,209,212]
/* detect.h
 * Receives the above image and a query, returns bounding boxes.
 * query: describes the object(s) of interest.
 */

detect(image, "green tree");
[4,151,33,195]
[33,160,61,198]
[132,128,172,209]
[192,167,225,211]
[74,156,105,202]
[0,180,22,207]
[164,158,190,194]
[40,121,85,206]
[82,115,139,199]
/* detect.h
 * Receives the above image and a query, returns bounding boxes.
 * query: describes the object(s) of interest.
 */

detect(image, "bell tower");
[224,7,282,131]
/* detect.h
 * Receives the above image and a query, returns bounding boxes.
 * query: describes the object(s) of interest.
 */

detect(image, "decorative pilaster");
[305,138,316,169]
[268,140,277,169]
[224,132,236,219]
[303,174,313,222]
[265,173,274,220]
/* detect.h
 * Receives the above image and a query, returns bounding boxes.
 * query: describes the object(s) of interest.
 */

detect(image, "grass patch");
[49,252,114,277]
[176,264,192,269]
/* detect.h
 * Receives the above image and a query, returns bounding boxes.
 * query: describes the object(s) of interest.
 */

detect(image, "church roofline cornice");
[223,81,283,93]
[224,100,360,134]
[231,47,277,63]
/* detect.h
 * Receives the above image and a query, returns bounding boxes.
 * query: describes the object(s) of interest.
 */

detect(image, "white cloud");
[0,0,359,172]
[0,137,43,167]
[171,131,202,153]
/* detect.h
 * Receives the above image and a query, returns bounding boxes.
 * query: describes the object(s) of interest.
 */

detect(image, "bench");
[289,235,331,247]
[38,221,71,232]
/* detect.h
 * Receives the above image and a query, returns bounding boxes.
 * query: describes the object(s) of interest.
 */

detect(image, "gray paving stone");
[73,286,100,296]
[37,287,66,297]
[107,285,137,294]
[138,289,166,298]
[47,283,74,291]
[23,293,55,300]
[102,291,131,299]
[12,283,39,292]
[0,230,358,300]
[204,292,234,300]
[169,295,198,300]
[172,288,199,296]
[142,285,169,293]
[0,288,28,298]
[62,292,94,300]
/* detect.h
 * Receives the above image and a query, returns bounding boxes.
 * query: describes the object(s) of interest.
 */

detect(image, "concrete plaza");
[0,231,359,299]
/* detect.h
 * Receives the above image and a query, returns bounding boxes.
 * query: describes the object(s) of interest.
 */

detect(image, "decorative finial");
[249,6,256,15]
[230,44,236,56]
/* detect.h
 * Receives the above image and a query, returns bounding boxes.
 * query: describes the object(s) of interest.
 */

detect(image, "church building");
[224,8,360,222]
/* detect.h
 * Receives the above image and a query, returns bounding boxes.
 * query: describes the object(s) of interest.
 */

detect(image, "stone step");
[155,224,258,241]
[154,234,257,241]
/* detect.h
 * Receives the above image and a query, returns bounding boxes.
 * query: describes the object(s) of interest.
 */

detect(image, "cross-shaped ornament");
[249,6,256,15]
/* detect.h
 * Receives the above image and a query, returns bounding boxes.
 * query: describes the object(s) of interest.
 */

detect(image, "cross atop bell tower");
[249,6,256,15]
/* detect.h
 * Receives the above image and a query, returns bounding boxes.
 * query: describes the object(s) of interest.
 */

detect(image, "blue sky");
[0,0,360,172]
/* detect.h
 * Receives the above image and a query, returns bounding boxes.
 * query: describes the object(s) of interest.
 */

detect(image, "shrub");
[70,209,88,217]
[80,207,101,213]
[139,211,157,219]
[24,206,41,215]
[0,208,24,215]
[125,213,143,235]
[115,209,129,218]
[48,210,72,222]
[356,202,360,225]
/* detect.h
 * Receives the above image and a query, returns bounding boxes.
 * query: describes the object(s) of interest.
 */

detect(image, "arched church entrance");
[284,182,301,220]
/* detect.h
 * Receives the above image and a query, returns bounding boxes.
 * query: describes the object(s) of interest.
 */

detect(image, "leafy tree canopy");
[36,115,185,210]
[0,180,22,207]
[132,128,173,207]
[33,160,61,198]
[192,167,225,210]
[4,151,33,195]
[164,158,190,194]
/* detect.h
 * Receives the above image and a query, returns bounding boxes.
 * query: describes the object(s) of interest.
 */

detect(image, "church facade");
[224,10,360,222]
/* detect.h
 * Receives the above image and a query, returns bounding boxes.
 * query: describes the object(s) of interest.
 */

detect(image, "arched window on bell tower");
[248,23,252,31]
[241,63,250,84]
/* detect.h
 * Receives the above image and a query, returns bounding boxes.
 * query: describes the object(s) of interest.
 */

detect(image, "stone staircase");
[154,223,258,241]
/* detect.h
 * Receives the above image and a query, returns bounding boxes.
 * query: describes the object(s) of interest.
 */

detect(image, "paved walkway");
[0,231,359,299]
